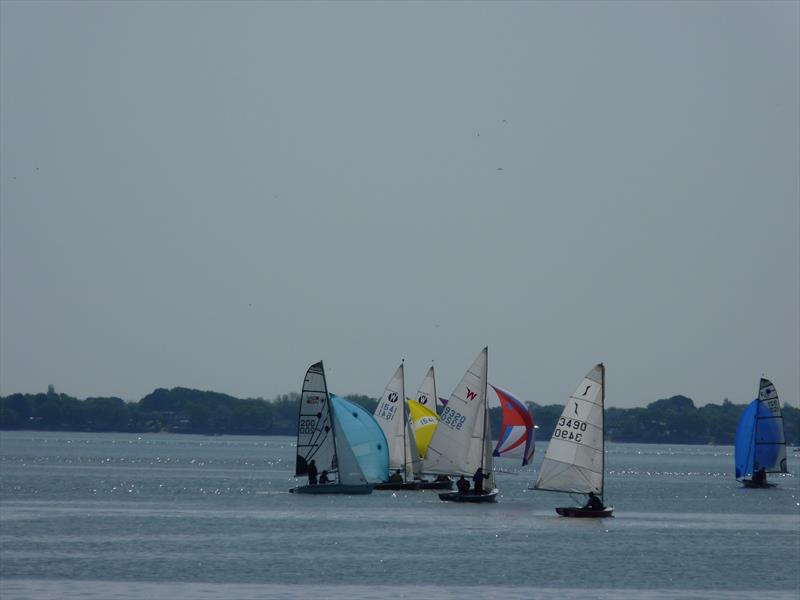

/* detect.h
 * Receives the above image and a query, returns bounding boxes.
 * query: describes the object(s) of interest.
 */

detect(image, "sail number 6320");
[440,406,466,430]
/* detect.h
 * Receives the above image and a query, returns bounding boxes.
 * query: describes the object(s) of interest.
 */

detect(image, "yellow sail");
[407,399,438,459]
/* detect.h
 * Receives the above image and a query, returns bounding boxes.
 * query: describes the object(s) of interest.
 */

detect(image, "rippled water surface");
[1,432,798,599]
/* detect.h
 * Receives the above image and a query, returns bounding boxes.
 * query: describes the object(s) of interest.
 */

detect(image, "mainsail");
[735,378,787,479]
[534,364,605,497]
[408,365,439,461]
[414,366,438,413]
[330,395,389,484]
[491,385,535,466]
[422,347,489,477]
[373,363,419,479]
[295,361,337,479]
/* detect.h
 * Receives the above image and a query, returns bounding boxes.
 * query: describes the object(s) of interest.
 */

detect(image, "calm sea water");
[1,431,798,599]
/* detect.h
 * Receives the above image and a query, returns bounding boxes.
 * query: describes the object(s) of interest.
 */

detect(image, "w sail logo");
[466,388,478,401]
[388,392,398,403]
[418,394,428,405]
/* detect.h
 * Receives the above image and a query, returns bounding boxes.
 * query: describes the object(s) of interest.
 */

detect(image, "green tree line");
[1,388,797,445]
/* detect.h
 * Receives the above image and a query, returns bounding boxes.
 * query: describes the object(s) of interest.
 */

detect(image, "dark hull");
[555,506,614,518]
[374,481,422,491]
[418,480,454,490]
[439,489,498,503]
[289,483,373,495]
[740,479,776,489]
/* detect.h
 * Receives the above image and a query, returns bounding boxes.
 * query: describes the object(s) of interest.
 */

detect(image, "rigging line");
[305,421,327,452]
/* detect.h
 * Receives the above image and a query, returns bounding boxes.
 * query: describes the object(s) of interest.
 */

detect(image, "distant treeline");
[0,388,798,445]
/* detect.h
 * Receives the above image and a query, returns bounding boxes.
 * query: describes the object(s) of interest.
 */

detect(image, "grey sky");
[1,1,798,409]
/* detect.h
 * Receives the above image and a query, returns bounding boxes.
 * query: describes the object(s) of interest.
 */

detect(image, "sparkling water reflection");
[1,432,798,599]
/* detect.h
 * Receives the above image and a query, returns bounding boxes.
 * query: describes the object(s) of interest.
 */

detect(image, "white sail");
[756,377,788,473]
[414,366,438,412]
[294,361,337,479]
[374,363,414,480]
[534,364,605,496]
[422,347,488,476]
[410,366,438,474]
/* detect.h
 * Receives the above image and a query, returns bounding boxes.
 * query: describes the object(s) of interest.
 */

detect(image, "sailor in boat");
[306,459,318,486]
[472,467,489,495]
[584,491,604,510]
[319,470,331,484]
[456,475,470,494]
[389,470,403,484]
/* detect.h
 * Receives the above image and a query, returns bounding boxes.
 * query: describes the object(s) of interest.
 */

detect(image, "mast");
[482,349,497,491]
[432,363,438,415]
[600,362,605,503]
[481,352,489,475]
[480,348,489,473]
[322,364,339,479]
[400,361,409,480]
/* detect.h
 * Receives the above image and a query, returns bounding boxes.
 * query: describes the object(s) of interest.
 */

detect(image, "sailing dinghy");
[424,347,498,503]
[533,363,613,517]
[410,365,453,490]
[373,362,422,490]
[290,361,384,495]
[735,378,787,488]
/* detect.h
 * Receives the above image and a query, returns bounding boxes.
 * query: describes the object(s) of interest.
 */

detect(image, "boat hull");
[418,480,454,490]
[555,506,614,518]
[289,484,373,495]
[374,481,421,491]
[740,479,776,489]
[439,489,498,503]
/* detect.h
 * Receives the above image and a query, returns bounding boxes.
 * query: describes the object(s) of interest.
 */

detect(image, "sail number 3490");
[554,417,587,442]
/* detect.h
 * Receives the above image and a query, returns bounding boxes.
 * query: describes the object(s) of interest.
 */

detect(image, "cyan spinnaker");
[331,395,389,484]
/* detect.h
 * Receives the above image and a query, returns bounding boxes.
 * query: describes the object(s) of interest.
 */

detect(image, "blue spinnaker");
[734,400,758,479]
[735,399,783,479]
[330,395,389,484]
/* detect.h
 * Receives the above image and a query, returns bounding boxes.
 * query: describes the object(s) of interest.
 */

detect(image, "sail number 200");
[554,417,587,442]
[299,418,317,435]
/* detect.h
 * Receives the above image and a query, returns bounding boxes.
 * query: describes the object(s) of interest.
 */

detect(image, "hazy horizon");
[1,1,798,409]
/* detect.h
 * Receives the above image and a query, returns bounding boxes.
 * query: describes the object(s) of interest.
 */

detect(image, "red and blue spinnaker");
[491,385,535,466]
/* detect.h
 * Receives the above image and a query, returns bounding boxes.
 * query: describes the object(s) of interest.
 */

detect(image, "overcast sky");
[1,1,798,409]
